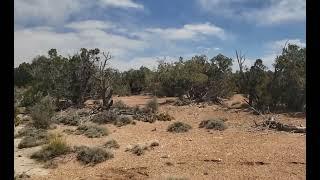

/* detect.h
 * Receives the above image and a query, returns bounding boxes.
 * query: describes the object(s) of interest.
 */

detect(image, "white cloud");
[14,26,146,67]
[65,20,116,30]
[14,0,144,26]
[146,22,226,40]
[14,0,85,25]
[242,0,306,25]
[98,0,144,9]
[197,0,306,25]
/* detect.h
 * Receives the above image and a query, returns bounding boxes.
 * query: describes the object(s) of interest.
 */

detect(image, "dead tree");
[93,52,114,110]
[243,99,306,133]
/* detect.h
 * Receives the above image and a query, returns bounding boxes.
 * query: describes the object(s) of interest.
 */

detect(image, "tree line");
[14,44,305,112]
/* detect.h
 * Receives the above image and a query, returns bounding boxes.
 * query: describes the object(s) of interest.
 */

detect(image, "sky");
[14,0,306,71]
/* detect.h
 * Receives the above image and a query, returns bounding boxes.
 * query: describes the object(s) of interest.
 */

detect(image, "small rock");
[151,128,156,131]
[161,155,169,158]
[204,172,208,175]
[165,162,174,166]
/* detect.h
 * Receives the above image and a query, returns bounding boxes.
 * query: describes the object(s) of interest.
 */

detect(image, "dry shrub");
[31,134,70,162]
[125,140,159,156]
[199,119,227,130]
[30,96,56,129]
[76,146,114,165]
[92,110,119,124]
[15,126,46,138]
[174,98,191,106]
[145,97,159,113]
[76,124,109,138]
[114,115,134,127]
[18,131,48,149]
[104,139,120,149]
[113,100,129,109]
[57,112,81,126]
[167,122,192,133]
[156,112,174,121]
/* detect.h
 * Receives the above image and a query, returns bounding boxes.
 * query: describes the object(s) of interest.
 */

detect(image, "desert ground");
[14,95,306,180]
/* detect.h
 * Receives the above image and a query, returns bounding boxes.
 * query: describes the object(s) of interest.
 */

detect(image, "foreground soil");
[15,95,306,180]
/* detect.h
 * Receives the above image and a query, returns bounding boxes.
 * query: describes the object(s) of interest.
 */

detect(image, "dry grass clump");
[167,122,192,133]
[125,140,159,156]
[76,146,114,165]
[31,134,70,162]
[104,139,120,149]
[199,119,227,130]
[76,124,109,138]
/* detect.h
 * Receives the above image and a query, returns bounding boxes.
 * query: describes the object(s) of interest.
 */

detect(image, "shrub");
[76,124,109,138]
[57,112,80,126]
[174,98,191,106]
[156,112,174,121]
[92,110,119,124]
[104,139,120,149]
[18,131,48,149]
[31,135,70,161]
[114,115,134,127]
[30,96,56,129]
[76,146,114,165]
[145,97,159,113]
[126,144,148,156]
[125,141,159,156]
[43,160,58,169]
[199,119,227,130]
[167,122,192,133]
[133,114,156,123]
[112,100,128,109]
[15,126,46,138]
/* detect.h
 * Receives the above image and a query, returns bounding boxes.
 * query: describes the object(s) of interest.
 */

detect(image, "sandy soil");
[15,95,306,180]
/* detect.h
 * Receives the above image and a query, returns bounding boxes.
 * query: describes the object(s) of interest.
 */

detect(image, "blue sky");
[14,0,306,71]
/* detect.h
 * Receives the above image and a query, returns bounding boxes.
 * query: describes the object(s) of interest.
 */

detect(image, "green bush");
[167,122,192,133]
[30,96,56,129]
[199,119,227,130]
[76,146,114,165]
